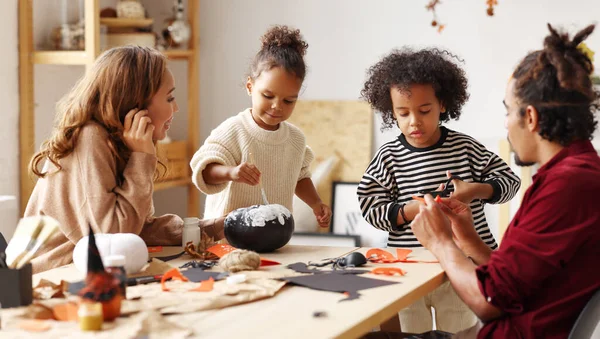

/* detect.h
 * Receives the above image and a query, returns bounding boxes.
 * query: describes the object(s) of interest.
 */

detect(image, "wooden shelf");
[33,49,193,65]
[100,17,154,28]
[163,49,193,60]
[20,0,200,216]
[154,178,192,192]
[32,51,89,65]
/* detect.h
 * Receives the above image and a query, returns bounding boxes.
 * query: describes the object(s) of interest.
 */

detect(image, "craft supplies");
[179,260,218,270]
[78,226,122,321]
[248,152,269,205]
[126,274,163,286]
[226,274,247,285]
[224,204,294,252]
[182,217,201,248]
[5,216,59,269]
[219,249,261,272]
[105,255,127,298]
[78,302,103,331]
[308,252,367,269]
[73,233,148,274]
[206,244,281,266]
[418,175,463,198]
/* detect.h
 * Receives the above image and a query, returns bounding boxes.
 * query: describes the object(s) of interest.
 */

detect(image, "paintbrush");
[248,152,269,205]
[5,216,45,269]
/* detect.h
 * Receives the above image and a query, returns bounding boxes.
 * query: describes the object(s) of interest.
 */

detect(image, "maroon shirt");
[476,141,600,339]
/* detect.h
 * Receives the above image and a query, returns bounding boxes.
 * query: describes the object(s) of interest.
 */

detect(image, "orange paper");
[189,277,215,292]
[52,301,79,322]
[161,268,189,292]
[147,246,163,253]
[18,320,51,332]
[412,195,443,203]
[206,244,281,267]
[366,248,439,264]
[371,267,406,276]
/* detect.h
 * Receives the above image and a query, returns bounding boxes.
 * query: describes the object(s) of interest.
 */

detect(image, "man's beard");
[508,137,536,167]
[513,153,536,167]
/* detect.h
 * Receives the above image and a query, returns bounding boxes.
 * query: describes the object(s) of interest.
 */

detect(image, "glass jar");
[78,302,103,331]
[182,217,201,248]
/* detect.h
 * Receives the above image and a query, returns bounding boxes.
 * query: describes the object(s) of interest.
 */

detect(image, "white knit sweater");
[191,108,314,219]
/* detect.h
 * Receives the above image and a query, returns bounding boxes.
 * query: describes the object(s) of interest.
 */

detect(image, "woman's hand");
[123,109,156,155]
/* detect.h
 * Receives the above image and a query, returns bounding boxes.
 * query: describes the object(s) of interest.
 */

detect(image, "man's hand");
[410,194,454,253]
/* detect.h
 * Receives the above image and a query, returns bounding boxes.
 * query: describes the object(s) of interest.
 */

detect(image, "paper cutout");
[207,244,281,267]
[33,279,68,300]
[189,277,215,292]
[52,301,79,322]
[283,273,398,301]
[287,262,369,275]
[161,268,188,292]
[17,319,52,332]
[129,258,173,279]
[181,268,227,282]
[367,248,439,264]
[147,246,163,253]
[371,267,406,276]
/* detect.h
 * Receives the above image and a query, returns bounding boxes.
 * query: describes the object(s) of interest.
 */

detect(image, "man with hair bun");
[382,23,600,339]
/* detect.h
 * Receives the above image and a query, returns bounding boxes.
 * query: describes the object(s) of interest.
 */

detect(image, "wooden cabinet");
[18,0,199,216]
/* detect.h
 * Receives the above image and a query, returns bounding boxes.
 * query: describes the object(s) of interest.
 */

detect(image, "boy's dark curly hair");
[512,24,598,146]
[361,48,469,130]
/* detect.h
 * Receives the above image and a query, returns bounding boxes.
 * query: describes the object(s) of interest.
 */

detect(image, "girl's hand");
[312,202,332,228]
[123,109,155,155]
[228,162,261,185]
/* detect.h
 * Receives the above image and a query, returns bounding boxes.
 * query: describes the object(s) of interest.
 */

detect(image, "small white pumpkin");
[73,233,148,274]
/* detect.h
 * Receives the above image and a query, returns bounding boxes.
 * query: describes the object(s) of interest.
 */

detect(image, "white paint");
[245,204,291,227]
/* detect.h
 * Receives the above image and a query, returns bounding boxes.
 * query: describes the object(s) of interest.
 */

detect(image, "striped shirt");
[357,127,520,249]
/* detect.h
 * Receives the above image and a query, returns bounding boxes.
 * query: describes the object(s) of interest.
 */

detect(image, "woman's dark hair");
[361,48,469,130]
[512,24,599,146]
[249,25,308,81]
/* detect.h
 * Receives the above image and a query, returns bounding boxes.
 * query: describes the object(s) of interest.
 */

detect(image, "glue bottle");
[105,255,127,299]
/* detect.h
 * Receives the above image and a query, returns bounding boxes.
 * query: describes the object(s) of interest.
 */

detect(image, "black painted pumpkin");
[224,204,295,253]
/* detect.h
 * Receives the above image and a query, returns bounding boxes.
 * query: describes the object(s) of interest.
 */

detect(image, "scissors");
[417,175,463,198]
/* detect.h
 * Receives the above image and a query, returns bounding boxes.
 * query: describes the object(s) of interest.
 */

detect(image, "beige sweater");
[25,122,182,273]
[191,108,314,219]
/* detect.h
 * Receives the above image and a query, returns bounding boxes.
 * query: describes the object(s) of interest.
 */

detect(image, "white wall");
[0,1,19,240]
[15,0,600,238]
[196,0,600,238]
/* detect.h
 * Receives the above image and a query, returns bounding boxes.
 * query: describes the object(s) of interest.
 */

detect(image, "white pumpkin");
[73,233,148,274]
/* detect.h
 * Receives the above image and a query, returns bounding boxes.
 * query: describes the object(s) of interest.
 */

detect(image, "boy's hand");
[312,202,332,228]
[228,163,261,186]
[446,171,477,203]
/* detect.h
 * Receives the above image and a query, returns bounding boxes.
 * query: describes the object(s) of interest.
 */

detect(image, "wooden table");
[24,245,446,338]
